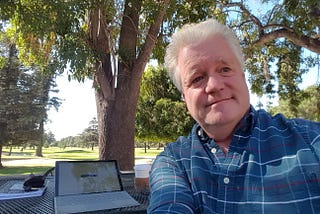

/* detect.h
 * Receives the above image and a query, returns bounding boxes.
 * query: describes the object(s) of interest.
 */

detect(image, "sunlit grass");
[135,147,163,156]
[0,166,53,176]
[0,147,163,176]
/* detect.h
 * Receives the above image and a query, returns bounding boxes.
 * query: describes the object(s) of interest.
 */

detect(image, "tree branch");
[134,0,171,73]
[221,1,264,32]
[251,28,320,54]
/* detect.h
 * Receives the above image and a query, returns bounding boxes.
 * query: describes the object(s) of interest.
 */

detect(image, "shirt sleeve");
[147,145,195,214]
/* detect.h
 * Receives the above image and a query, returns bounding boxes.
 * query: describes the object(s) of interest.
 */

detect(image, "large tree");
[0,37,59,166]
[1,0,319,170]
[0,0,171,170]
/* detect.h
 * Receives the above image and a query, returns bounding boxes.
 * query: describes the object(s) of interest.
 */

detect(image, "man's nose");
[205,75,224,94]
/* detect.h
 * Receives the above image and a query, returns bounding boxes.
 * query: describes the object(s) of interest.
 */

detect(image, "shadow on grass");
[2,157,41,161]
[54,150,93,154]
[2,151,34,156]
[0,165,53,176]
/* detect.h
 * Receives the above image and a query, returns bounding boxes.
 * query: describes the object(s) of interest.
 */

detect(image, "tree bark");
[35,120,44,157]
[0,145,3,168]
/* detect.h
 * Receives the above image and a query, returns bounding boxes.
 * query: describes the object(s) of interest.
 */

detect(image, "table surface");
[0,173,149,214]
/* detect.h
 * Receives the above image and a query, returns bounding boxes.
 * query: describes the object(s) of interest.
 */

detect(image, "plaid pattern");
[148,106,320,214]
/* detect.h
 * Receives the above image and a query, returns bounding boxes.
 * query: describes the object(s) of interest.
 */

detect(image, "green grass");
[0,147,163,176]
[0,166,52,176]
[2,147,98,160]
[135,147,164,157]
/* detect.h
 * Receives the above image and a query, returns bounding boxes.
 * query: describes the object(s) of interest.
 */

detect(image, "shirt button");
[211,148,217,154]
[223,177,230,184]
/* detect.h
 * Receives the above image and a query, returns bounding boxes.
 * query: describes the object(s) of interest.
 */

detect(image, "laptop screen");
[55,160,123,196]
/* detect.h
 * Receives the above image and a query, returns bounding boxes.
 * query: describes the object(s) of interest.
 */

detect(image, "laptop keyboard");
[62,191,137,205]
[55,191,140,213]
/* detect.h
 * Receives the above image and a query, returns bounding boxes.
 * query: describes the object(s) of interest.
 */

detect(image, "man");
[148,19,320,213]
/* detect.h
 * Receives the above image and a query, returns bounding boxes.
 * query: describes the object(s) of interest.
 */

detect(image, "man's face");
[178,35,250,136]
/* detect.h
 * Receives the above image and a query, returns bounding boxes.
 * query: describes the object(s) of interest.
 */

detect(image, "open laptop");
[54,160,140,214]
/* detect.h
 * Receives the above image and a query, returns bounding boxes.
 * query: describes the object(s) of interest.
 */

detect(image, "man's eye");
[220,67,233,76]
[221,67,231,73]
[191,76,204,84]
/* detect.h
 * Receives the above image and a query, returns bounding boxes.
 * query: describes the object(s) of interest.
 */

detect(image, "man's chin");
[203,115,227,127]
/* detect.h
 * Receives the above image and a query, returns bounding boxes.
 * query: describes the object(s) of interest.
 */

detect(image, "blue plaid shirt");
[148,106,320,213]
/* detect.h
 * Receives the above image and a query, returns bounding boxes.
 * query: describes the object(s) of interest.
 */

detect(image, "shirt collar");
[233,105,255,134]
[194,105,256,143]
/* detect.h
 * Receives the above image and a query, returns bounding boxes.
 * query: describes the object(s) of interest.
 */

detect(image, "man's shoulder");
[165,135,192,150]
[254,109,320,143]
[255,108,319,128]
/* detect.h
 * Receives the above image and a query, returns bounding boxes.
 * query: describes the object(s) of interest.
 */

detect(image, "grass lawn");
[0,146,163,176]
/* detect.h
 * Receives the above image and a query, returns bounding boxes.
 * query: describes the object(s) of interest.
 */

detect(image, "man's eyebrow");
[216,57,232,65]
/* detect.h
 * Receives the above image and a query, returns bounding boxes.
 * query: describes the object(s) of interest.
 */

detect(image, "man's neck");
[215,137,232,154]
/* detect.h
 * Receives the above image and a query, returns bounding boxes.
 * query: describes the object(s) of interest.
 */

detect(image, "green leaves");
[0,35,60,146]
[136,65,193,143]
[269,85,320,121]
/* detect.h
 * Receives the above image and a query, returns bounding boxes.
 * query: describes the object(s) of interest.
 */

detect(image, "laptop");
[54,160,140,214]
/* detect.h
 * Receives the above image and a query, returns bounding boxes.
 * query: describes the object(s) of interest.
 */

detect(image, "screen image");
[56,161,121,196]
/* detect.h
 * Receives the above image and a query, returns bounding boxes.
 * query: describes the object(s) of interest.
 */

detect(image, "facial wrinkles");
[180,49,203,89]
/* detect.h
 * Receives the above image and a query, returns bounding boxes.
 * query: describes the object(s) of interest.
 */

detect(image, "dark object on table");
[23,167,55,191]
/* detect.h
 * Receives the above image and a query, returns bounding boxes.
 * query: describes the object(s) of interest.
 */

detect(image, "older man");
[148,19,320,214]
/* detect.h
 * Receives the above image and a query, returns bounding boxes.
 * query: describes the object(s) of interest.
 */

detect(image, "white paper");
[0,181,48,200]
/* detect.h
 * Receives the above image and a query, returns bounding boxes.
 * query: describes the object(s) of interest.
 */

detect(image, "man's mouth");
[206,97,232,107]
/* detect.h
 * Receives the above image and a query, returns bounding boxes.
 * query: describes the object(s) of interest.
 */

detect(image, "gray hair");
[165,19,244,92]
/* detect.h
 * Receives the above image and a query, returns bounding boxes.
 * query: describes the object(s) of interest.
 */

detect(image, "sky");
[46,66,319,141]
[46,74,96,140]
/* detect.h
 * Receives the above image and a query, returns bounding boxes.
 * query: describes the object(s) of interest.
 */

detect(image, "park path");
[2,158,68,167]
[2,156,154,167]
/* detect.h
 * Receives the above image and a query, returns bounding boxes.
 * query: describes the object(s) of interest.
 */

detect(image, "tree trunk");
[0,145,3,168]
[90,0,170,171]
[35,120,44,157]
[96,69,141,170]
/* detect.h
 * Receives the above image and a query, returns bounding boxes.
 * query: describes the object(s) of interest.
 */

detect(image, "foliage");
[77,117,98,150]
[0,36,59,150]
[268,85,320,121]
[136,66,194,143]
[44,131,56,148]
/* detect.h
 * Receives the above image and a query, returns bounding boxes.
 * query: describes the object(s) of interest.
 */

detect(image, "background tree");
[136,66,194,145]
[269,85,320,121]
[79,117,98,150]
[44,131,56,147]
[0,34,59,167]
